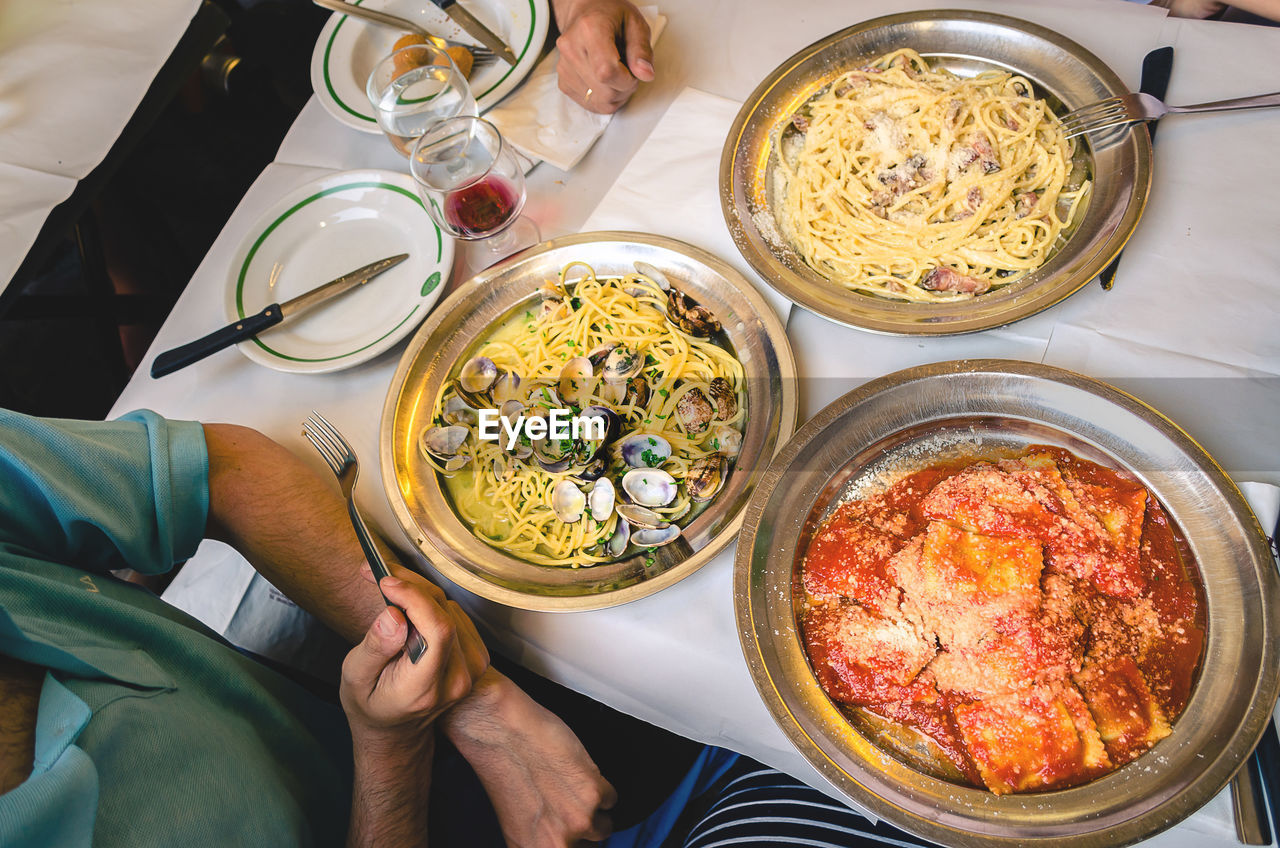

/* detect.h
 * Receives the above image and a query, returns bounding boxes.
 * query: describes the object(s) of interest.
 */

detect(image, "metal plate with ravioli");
[735,360,1279,846]
[382,232,797,611]
[720,10,1151,335]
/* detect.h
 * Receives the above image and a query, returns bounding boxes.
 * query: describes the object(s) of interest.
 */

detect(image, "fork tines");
[303,411,349,476]
[1059,95,1138,140]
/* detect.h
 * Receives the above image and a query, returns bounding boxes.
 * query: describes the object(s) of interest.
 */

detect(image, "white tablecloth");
[114,1,1280,844]
[0,0,200,290]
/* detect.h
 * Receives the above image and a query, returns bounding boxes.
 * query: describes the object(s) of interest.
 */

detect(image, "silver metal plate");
[381,232,798,611]
[734,360,1278,846]
[720,10,1152,335]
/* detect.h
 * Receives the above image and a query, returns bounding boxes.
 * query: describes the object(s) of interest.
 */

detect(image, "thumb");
[623,12,654,81]
[346,606,407,691]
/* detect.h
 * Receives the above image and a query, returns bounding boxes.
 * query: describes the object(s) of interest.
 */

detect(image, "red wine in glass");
[443,176,520,237]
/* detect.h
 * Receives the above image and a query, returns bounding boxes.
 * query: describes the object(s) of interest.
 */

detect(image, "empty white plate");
[225,170,454,374]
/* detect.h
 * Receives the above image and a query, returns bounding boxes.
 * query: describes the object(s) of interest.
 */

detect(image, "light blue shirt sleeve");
[0,408,209,576]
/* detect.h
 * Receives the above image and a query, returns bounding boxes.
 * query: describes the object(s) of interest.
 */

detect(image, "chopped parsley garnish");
[657,388,669,398]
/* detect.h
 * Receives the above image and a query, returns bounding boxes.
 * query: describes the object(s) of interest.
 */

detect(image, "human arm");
[202,422,617,847]
[552,0,654,113]
[342,573,488,847]
[438,670,616,846]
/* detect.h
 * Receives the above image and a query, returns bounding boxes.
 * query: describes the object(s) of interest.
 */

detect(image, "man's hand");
[341,570,489,737]
[442,669,616,847]
[553,0,654,113]
[341,570,489,848]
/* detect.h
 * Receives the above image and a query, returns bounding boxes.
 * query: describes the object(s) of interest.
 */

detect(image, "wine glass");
[409,116,540,263]
[366,44,477,157]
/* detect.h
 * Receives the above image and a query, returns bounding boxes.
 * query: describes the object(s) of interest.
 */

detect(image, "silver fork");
[304,411,427,663]
[1060,90,1280,140]
[312,0,496,67]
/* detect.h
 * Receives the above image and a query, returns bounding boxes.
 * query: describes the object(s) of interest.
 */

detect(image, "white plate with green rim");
[226,170,454,374]
[311,0,549,133]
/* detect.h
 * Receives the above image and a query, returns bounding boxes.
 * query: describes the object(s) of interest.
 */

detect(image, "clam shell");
[622,468,677,508]
[588,478,615,523]
[605,521,631,557]
[421,424,468,459]
[666,289,721,337]
[632,525,681,547]
[709,424,742,459]
[687,453,727,502]
[707,377,737,421]
[559,357,596,404]
[633,261,672,291]
[625,377,651,408]
[619,433,672,468]
[443,394,479,426]
[551,480,586,523]
[587,343,619,371]
[615,503,666,529]
[676,388,715,435]
[492,371,523,405]
[603,345,643,383]
[459,356,498,394]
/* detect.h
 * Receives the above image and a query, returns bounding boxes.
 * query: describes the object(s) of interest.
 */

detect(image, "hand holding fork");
[304,411,427,663]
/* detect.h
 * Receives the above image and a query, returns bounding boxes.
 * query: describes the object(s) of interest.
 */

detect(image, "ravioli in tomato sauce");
[799,447,1204,794]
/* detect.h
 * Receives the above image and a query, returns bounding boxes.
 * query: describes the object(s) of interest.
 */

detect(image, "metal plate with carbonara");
[776,48,1090,302]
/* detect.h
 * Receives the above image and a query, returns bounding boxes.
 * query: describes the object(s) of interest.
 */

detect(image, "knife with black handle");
[1098,46,1173,291]
[150,254,408,378]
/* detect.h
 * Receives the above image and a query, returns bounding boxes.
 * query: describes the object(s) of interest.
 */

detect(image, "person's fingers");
[621,9,654,82]
[588,809,614,841]
[342,605,407,696]
[359,562,375,584]
[379,577,459,691]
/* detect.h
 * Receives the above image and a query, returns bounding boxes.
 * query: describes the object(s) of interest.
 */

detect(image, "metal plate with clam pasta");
[735,360,1279,846]
[720,10,1151,335]
[382,232,797,611]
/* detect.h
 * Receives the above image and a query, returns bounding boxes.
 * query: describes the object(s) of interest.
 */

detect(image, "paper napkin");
[486,7,666,172]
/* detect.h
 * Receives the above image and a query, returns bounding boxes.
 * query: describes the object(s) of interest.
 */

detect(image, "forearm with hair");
[347,731,435,848]
[202,423,385,645]
[201,424,520,760]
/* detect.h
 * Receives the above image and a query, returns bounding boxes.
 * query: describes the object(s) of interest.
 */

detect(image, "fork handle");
[1170,91,1280,115]
[346,500,428,664]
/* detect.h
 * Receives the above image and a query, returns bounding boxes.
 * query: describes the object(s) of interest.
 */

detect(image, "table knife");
[426,0,517,66]
[150,254,408,378]
[1098,46,1174,291]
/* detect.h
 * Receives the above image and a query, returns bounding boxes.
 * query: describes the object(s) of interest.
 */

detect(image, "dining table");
[110,0,1280,845]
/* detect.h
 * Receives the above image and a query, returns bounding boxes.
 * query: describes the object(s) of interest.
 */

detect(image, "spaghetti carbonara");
[419,262,745,568]
[776,49,1091,301]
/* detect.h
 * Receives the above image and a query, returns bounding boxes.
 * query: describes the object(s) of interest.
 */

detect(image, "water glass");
[366,44,477,157]
[409,116,539,261]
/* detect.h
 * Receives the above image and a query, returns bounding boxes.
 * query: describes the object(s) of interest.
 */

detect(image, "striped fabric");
[680,762,937,848]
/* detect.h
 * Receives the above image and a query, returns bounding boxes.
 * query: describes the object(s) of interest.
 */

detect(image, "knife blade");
[427,0,517,66]
[150,254,409,378]
[1098,46,1174,291]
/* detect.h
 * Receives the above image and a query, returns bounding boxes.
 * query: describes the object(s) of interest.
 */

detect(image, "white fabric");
[0,0,200,293]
